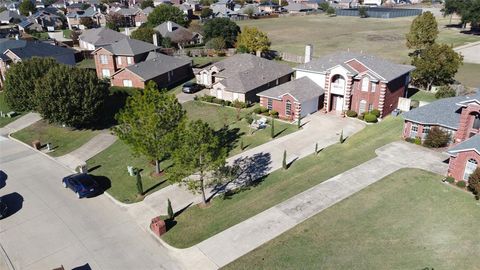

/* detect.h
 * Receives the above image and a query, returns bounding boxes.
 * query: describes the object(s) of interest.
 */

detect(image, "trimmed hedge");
[370,109,381,118]
[456,180,467,188]
[364,113,378,123]
[445,176,455,183]
[346,110,357,118]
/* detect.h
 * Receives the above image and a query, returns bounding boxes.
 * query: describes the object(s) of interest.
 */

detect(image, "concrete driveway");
[176,89,209,104]
[0,136,189,270]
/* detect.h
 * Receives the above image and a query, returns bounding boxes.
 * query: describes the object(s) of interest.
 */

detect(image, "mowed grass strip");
[11,120,100,157]
[0,91,23,128]
[160,116,404,248]
[224,169,480,270]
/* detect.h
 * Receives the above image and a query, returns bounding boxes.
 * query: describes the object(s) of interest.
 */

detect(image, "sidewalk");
[454,41,480,64]
[195,141,449,268]
[55,132,117,170]
[0,113,41,136]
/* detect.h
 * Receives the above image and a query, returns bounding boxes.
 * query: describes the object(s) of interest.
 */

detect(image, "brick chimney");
[304,44,312,63]
[167,21,173,32]
[153,33,158,46]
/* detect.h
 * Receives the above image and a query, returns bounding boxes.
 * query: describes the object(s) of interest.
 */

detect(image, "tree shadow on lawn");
[164,202,193,231]
[273,127,288,138]
[216,126,243,155]
[92,89,132,130]
[209,152,272,200]
[143,179,168,195]
[2,192,24,218]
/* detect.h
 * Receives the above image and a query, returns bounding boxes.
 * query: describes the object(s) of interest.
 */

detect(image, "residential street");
[0,136,192,270]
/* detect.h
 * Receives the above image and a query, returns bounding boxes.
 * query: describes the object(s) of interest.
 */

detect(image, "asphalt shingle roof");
[257,77,324,102]
[0,38,27,54]
[80,27,127,47]
[448,134,480,155]
[295,51,415,82]
[3,40,75,64]
[101,38,158,56]
[154,21,195,44]
[210,54,293,94]
[403,92,480,130]
[0,10,25,22]
[121,52,191,80]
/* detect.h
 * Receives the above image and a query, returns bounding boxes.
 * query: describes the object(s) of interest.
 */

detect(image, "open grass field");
[160,116,404,248]
[237,14,480,64]
[183,101,297,156]
[455,63,480,88]
[224,168,480,270]
[87,140,171,203]
[0,91,22,128]
[11,120,100,157]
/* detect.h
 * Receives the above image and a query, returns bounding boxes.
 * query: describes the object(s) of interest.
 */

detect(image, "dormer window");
[473,113,480,130]
[361,77,369,92]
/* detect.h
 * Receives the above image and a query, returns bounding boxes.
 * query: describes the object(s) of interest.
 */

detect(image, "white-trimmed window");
[123,79,133,87]
[117,56,122,65]
[100,55,108,64]
[422,125,430,140]
[127,57,133,64]
[101,69,110,78]
[371,83,376,92]
[359,100,367,114]
[267,98,273,110]
[473,114,480,129]
[361,77,369,92]
[410,124,418,138]
[368,104,373,112]
[464,158,478,180]
[286,100,292,116]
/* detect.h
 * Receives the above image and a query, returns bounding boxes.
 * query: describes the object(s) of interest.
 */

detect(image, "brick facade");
[259,94,301,120]
[448,150,480,182]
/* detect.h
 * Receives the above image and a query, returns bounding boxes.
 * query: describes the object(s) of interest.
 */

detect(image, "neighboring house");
[52,0,67,9]
[257,76,324,120]
[402,92,480,182]
[154,21,203,48]
[363,0,382,6]
[110,51,193,88]
[18,20,43,32]
[176,3,193,18]
[79,27,127,50]
[294,51,415,117]
[285,2,316,13]
[19,9,64,32]
[66,6,105,30]
[196,54,293,103]
[0,10,25,24]
[109,7,147,27]
[258,2,281,13]
[92,37,158,78]
[0,39,76,86]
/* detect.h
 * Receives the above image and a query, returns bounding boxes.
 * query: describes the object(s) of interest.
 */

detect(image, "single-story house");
[154,21,203,48]
[79,27,127,50]
[110,52,193,89]
[403,92,480,182]
[257,76,324,120]
[294,50,415,117]
[196,53,293,103]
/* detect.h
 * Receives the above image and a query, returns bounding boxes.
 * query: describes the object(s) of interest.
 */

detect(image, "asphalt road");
[0,136,185,270]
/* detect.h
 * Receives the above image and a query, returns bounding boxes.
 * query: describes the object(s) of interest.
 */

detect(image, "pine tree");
[282,150,287,170]
[270,117,275,138]
[167,198,174,219]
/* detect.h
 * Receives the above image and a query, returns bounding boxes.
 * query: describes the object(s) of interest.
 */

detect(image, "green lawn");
[76,59,96,69]
[237,15,480,64]
[191,56,226,67]
[160,116,404,248]
[409,89,437,102]
[87,140,171,203]
[456,63,480,88]
[11,120,100,157]
[62,29,72,39]
[225,169,480,270]
[183,101,297,156]
[0,91,22,128]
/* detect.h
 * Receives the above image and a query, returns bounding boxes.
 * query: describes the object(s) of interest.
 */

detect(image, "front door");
[335,96,344,111]
[217,89,223,99]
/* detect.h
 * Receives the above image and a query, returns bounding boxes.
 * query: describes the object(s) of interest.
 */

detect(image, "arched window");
[464,158,478,180]
[361,77,369,92]
[472,113,480,130]
[286,100,292,116]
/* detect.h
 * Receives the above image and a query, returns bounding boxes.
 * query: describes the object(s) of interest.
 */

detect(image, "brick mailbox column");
[150,217,166,237]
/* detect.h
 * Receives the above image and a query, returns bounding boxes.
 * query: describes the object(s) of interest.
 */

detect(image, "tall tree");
[200,7,213,18]
[203,18,240,48]
[19,0,36,16]
[4,57,59,111]
[468,168,480,200]
[443,0,480,30]
[141,0,154,9]
[105,12,123,31]
[411,43,463,90]
[147,5,188,27]
[236,26,270,54]
[131,27,159,44]
[35,65,109,128]
[113,82,185,174]
[406,11,438,51]
[80,17,96,29]
[168,120,227,205]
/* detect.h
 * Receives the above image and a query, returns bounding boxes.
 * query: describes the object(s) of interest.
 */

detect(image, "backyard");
[160,116,404,248]
[224,168,480,270]
[0,91,22,128]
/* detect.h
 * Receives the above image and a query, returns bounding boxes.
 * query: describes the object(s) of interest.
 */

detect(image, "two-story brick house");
[92,38,159,79]
[293,51,415,117]
[403,93,480,182]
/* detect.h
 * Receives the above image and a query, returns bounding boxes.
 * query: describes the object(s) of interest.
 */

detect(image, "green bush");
[445,176,455,183]
[364,113,378,123]
[456,180,467,188]
[423,127,450,148]
[468,168,480,197]
[435,85,456,99]
[346,110,357,118]
[245,114,254,124]
[254,107,263,114]
[370,109,381,118]
[212,98,223,104]
[270,110,279,118]
[414,137,422,145]
[357,113,365,120]
[405,137,415,143]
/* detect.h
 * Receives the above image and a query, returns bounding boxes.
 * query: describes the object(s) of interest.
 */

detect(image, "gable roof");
[67,6,99,18]
[403,92,480,130]
[0,38,27,54]
[99,38,158,56]
[257,77,324,103]
[112,7,141,16]
[209,54,293,93]
[154,21,195,43]
[295,51,415,82]
[115,52,191,81]
[447,134,480,155]
[0,10,26,22]
[3,41,75,64]
[79,27,127,47]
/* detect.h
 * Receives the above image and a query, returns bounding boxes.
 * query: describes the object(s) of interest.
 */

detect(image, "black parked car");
[0,197,7,219]
[62,173,99,199]
[182,82,203,94]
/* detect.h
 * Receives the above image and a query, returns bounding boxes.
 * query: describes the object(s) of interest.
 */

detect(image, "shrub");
[326,6,335,15]
[212,98,222,104]
[445,176,455,183]
[423,127,450,148]
[414,137,422,145]
[254,107,262,114]
[435,85,456,99]
[364,113,378,123]
[357,113,365,120]
[245,114,254,124]
[224,100,232,107]
[270,110,279,118]
[370,109,381,118]
[468,168,480,198]
[405,137,415,143]
[358,6,368,18]
[456,180,467,188]
[346,110,357,118]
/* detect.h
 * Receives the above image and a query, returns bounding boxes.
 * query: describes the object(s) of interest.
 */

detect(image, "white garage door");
[301,97,319,117]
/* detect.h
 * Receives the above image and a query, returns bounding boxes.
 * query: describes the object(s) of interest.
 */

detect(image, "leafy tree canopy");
[19,0,36,16]
[141,0,154,9]
[105,12,123,31]
[205,37,226,50]
[203,18,240,48]
[236,26,270,53]
[131,27,159,44]
[406,11,438,51]
[200,7,213,18]
[147,5,189,28]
